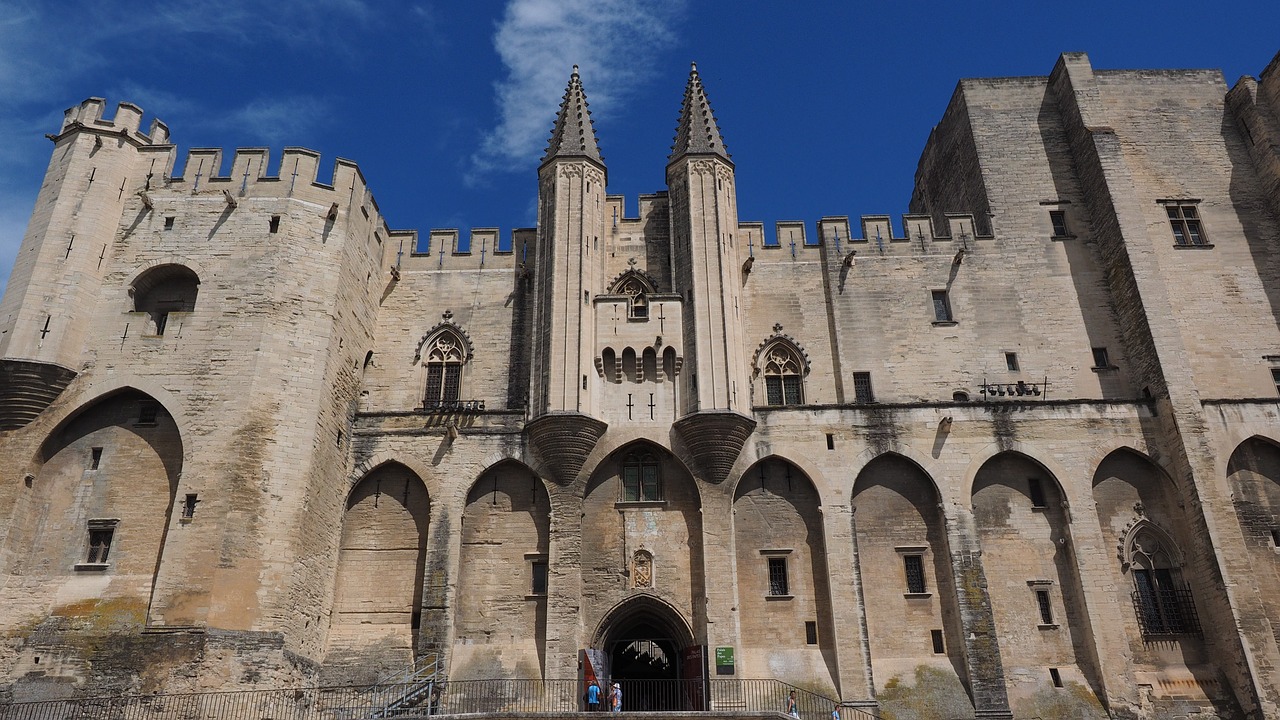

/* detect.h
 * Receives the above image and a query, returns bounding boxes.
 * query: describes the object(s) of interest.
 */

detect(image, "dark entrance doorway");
[594,596,703,711]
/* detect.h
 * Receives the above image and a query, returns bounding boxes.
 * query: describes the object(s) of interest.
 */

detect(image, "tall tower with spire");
[526,66,609,485]
[667,63,756,484]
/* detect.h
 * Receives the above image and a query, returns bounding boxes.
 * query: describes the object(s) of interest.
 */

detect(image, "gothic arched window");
[423,330,467,408]
[612,273,654,321]
[1126,524,1199,636]
[621,451,661,502]
[762,341,804,406]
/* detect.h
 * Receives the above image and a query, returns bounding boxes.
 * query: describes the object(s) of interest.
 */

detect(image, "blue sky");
[2,1,1279,298]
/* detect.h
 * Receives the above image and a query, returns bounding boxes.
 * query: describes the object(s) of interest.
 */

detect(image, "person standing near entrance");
[587,681,601,711]
[611,682,622,712]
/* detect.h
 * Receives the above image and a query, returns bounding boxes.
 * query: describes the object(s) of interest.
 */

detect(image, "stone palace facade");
[4,48,1280,720]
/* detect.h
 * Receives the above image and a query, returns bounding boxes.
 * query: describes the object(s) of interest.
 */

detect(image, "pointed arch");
[1225,436,1280,644]
[582,440,702,645]
[753,335,809,406]
[1092,447,1204,643]
[971,451,1103,705]
[733,456,836,688]
[414,314,474,409]
[851,452,967,699]
[328,461,431,677]
[453,460,551,679]
[609,269,656,320]
[15,388,183,629]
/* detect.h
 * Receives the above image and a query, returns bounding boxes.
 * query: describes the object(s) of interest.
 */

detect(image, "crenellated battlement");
[740,212,992,263]
[168,146,370,197]
[58,97,169,145]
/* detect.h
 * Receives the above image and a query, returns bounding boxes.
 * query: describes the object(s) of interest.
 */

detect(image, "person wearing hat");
[610,682,623,712]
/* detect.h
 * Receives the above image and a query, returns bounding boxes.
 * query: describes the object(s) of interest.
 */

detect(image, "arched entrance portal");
[593,595,701,711]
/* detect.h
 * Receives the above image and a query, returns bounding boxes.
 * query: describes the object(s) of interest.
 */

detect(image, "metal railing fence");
[1,678,879,720]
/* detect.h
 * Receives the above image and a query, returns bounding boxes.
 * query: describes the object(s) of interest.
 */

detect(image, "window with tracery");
[423,331,466,408]
[621,452,661,502]
[618,276,650,320]
[1127,526,1200,636]
[762,342,804,406]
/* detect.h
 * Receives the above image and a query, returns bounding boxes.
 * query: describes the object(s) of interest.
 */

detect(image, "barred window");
[768,557,789,596]
[762,341,804,406]
[904,554,926,594]
[87,528,113,564]
[1035,589,1054,624]
[853,372,874,404]
[931,290,953,323]
[622,452,661,502]
[423,331,466,408]
[1128,528,1201,636]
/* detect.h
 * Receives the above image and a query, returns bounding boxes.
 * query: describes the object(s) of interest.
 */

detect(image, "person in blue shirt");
[610,683,622,712]
[586,682,601,711]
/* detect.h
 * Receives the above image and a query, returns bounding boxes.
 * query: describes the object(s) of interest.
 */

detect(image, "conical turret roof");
[542,65,604,168]
[669,62,731,165]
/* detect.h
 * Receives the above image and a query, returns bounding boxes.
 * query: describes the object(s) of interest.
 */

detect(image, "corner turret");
[527,67,610,484]
[669,62,732,166]
[541,65,606,180]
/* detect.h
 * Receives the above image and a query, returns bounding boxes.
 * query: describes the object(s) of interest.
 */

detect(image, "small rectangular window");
[531,560,548,595]
[1005,352,1020,372]
[826,433,834,450]
[931,290,953,323]
[930,629,945,654]
[1272,368,1280,396]
[136,402,159,425]
[1049,668,1063,688]
[805,621,818,645]
[1036,589,1054,624]
[182,493,199,519]
[904,554,926,594]
[90,447,103,470]
[768,557,789,596]
[164,216,175,230]
[1027,477,1047,508]
[1049,210,1069,238]
[87,529,113,564]
[269,215,281,233]
[1167,203,1207,246]
[1092,347,1111,369]
[1272,529,1280,548]
[853,372,874,403]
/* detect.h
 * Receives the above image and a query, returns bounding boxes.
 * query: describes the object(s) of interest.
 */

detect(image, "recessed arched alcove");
[452,461,550,680]
[971,452,1105,717]
[851,453,971,718]
[326,462,430,682]
[20,389,182,629]
[732,456,835,693]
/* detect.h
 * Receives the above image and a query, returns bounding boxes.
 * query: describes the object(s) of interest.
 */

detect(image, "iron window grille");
[903,554,926,594]
[767,557,789,596]
[1131,575,1201,636]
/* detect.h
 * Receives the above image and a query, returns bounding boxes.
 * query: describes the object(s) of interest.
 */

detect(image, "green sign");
[715,646,734,666]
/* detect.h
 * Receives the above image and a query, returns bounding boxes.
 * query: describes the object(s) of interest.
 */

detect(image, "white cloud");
[469,0,684,183]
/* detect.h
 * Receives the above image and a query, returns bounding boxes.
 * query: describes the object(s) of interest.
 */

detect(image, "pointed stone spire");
[669,62,731,165]
[542,65,604,169]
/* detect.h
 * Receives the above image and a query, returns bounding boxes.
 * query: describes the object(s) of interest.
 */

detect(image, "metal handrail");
[0,677,882,720]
